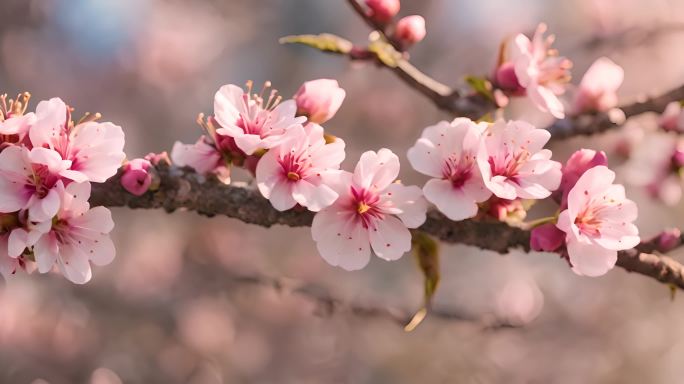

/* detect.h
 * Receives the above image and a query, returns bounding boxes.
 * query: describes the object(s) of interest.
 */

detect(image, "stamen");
[357,202,371,214]
[287,172,300,181]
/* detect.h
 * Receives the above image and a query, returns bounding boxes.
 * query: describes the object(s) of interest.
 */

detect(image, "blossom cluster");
[492,24,624,119]
[168,78,640,277]
[0,94,124,283]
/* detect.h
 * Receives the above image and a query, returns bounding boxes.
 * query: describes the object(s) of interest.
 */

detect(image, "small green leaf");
[368,31,402,68]
[465,75,495,103]
[405,231,440,332]
[279,33,353,54]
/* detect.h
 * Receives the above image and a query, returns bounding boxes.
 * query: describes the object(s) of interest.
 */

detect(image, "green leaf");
[279,33,353,54]
[405,231,440,332]
[465,75,495,103]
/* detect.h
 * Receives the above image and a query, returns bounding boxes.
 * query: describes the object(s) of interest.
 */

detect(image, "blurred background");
[2,0,684,382]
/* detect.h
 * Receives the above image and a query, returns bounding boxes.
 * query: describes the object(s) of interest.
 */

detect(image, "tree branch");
[306,1,684,139]
[91,165,684,291]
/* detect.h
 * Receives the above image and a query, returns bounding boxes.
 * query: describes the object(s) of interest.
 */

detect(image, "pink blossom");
[510,23,572,118]
[311,149,427,271]
[407,118,490,220]
[530,223,565,252]
[293,79,346,124]
[256,124,345,212]
[558,149,608,207]
[624,133,682,206]
[213,83,306,156]
[477,120,562,200]
[556,166,639,277]
[29,97,126,183]
[171,136,231,184]
[659,101,684,133]
[572,57,623,114]
[394,15,426,45]
[26,181,116,284]
[0,145,68,222]
[0,113,35,148]
[121,158,152,196]
[365,0,400,23]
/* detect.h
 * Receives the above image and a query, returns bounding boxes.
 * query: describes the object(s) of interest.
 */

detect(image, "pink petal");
[352,148,400,191]
[369,215,411,261]
[567,239,617,277]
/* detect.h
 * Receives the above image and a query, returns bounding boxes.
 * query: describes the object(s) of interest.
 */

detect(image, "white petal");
[311,209,371,271]
[292,180,339,212]
[423,178,479,221]
[567,239,617,277]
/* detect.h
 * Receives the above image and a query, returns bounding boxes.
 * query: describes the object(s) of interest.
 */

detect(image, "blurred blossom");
[365,0,400,23]
[128,2,227,90]
[624,132,684,205]
[294,79,346,124]
[495,278,544,326]
[115,224,183,298]
[572,57,624,114]
[89,367,123,384]
[176,298,235,355]
[659,101,684,133]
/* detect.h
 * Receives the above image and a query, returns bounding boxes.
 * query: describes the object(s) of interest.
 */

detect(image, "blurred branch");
[284,1,684,139]
[91,164,684,291]
[580,22,684,52]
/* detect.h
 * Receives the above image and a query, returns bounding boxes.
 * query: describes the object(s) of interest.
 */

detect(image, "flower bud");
[494,62,524,94]
[558,149,608,207]
[530,223,565,252]
[394,15,426,45]
[488,198,526,224]
[659,102,684,133]
[365,0,400,23]
[121,158,152,196]
[657,228,681,253]
[294,79,346,124]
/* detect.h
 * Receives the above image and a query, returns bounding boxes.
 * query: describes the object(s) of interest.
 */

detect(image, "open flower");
[29,97,125,183]
[25,181,116,284]
[213,82,306,155]
[572,57,623,114]
[407,118,490,220]
[509,23,572,118]
[556,166,639,277]
[477,120,562,200]
[0,145,73,222]
[171,136,231,184]
[0,113,35,148]
[256,124,345,212]
[311,149,427,271]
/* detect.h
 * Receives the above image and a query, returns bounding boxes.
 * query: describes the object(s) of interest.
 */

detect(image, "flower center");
[575,207,602,237]
[489,150,530,180]
[443,153,474,189]
[287,172,300,181]
[350,186,385,229]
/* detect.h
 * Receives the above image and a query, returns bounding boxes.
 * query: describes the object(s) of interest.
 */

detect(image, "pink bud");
[660,102,684,133]
[121,158,152,196]
[673,141,684,168]
[657,228,681,253]
[294,79,346,124]
[394,15,426,45]
[530,223,565,252]
[558,149,608,207]
[494,62,524,94]
[365,0,400,23]
[488,198,526,223]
